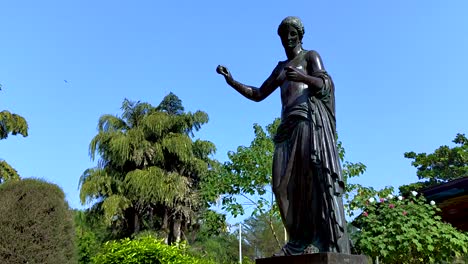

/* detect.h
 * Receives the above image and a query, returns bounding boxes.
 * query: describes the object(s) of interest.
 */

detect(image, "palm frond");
[162,133,193,163]
[141,111,172,139]
[121,99,153,128]
[98,114,128,132]
[126,167,190,208]
[101,194,132,225]
[79,168,115,205]
[193,139,217,160]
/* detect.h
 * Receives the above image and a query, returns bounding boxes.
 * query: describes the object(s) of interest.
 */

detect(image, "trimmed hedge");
[93,235,215,264]
[0,178,76,263]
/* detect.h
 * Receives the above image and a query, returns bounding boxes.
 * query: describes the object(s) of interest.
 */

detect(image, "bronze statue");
[217,16,350,255]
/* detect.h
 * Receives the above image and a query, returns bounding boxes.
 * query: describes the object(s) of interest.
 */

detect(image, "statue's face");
[280,25,300,50]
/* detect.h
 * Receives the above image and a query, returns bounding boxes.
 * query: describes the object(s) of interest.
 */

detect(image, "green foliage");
[209,118,280,217]
[92,235,215,264]
[354,191,468,263]
[80,93,218,242]
[190,231,241,264]
[74,209,113,264]
[402,133,468,192]
[242,210,285,259]
[0,87,28,182]
[195,209,228,237]
[0,160,20,182]
[0,179,76,264]
[0,110,28,139]
[156,92,184,116]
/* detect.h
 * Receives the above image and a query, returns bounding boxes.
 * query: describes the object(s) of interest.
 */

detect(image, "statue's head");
[277,16,305,48]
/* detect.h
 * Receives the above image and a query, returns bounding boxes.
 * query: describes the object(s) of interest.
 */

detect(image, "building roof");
[421,177,468,231]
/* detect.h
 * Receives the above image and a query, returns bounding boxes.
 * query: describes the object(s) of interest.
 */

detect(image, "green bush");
[92,235,215,264]
[0,178,76,263]
[355,191,468,263]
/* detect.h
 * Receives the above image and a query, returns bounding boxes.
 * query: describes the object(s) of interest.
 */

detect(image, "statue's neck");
[286,45,303,60]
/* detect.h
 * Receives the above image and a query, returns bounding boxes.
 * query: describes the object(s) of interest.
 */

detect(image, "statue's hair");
[277,16,305,40]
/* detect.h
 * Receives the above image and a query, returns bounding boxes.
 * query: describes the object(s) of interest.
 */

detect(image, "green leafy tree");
[0,86,28,182]
[79,93,218,243]
[354,191,468,263]
[213,119,280,217]
[209,118,368,218]
[189,230,241,264]
[202,119,285,248]
[0,179,76,263]
[401,133,468,193]
[242,211,285,259]
[74,209,112,263]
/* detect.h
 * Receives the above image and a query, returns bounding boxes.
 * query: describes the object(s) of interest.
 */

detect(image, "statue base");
[255,253,369,264]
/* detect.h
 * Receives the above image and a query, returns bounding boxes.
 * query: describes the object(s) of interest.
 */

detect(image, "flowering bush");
[354,192,468,263]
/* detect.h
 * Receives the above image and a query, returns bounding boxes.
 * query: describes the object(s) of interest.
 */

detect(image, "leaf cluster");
[0,110,28,139]
[0,160,20,183]
[207,119,280,217]
[402,133,468,192]
[92,235,216,264]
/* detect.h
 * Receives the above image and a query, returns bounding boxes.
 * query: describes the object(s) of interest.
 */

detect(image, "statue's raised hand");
[216,65,232,80]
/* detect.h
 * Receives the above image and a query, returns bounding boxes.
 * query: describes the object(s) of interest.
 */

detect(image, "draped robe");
[272,69,350,255]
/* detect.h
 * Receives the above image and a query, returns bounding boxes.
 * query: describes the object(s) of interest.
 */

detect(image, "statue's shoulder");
[304,50,325,72]
[304,50,322,60]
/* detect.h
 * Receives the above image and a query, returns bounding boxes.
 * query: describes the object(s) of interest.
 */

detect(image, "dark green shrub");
[92,235,215,264]
[0,178,76,264]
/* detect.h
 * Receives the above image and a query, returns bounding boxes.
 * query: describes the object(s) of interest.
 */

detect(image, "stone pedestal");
[255,253,369,264]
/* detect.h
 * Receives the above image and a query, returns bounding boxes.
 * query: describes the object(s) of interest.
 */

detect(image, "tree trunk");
[148,205,154,229]
[133,211,140,234]
[170,218,182,244]
[172,219,182,243]
[162,208,170,244]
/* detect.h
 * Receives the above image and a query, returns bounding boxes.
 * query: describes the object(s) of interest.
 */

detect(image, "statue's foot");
[273,241,321,256]
[302,244,320,254]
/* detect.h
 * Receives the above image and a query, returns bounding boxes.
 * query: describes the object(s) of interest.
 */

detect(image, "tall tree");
[400,133,468,193]
[79,93,217,243]
[0,85,28,182]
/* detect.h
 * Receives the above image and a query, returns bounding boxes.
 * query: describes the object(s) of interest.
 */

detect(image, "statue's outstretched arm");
[216,65,280,102]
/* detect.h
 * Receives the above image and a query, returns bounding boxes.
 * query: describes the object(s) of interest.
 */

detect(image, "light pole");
[239,223,242,264]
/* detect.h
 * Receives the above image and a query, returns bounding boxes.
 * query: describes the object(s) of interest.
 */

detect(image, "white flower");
[411,191,418,196]
[398,196,403,201]
[430,200,436,206]
[387,194,394,199]
[368,197,375,203]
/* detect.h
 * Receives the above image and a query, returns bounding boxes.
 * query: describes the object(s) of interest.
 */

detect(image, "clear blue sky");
[1,1,467,220]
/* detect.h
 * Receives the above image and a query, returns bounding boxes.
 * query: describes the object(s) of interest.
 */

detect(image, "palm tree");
[79,93,217,243]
